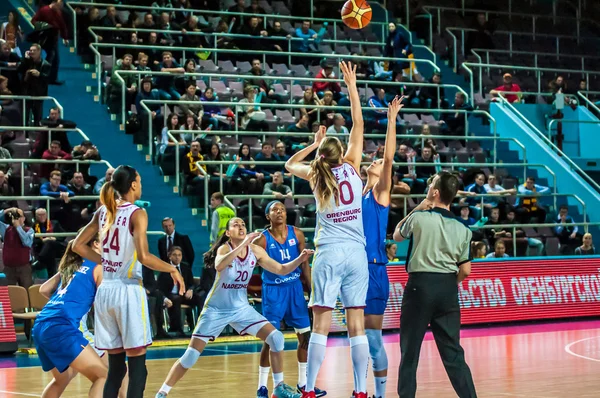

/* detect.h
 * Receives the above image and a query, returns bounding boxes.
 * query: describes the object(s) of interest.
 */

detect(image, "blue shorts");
[365,263,390,316]
[262,281,311,332]
[32,321,89,373]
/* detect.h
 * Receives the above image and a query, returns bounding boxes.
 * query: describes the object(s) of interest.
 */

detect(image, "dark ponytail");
[202,217,238,269]
[100,165,138,237]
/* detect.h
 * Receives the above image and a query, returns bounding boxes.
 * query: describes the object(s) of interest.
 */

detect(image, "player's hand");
[314,124,326,145]
[298,249,315,262]
[244,231,261,244]
[387,96,405,120]
[339,60,357,87]
[171,270,186,295]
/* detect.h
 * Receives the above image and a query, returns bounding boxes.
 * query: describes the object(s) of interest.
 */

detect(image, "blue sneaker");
[257,386,269,398]
[272,383,301,398]
[298,385,327,397]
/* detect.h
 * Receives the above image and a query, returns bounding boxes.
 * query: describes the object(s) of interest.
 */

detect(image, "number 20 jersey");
[203,243,258,312]
[314,163,366,249]
[98,203,143,282]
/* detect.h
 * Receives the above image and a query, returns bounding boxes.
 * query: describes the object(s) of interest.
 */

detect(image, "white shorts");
[191,305,269,342]
[80,313,104,357]
[94,280,153,350]
[310,244,368,309]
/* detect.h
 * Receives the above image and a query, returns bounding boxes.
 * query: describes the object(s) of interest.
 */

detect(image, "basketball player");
[33,235,106,398]
[285,61,370,398]
[155,217,314,398]
[73,165,185,398]
[255,201,326,398]
[362,96,405,398]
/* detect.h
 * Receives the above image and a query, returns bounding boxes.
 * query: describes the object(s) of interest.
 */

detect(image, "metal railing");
[0,95,64,124]
[35,231,166,238]
[494,92,600,195]
[194,160,556,220]
[577,91,600,115]
[141,100,496,158]
[547,119,600,148]
[67,1,389,50]
[90,42,440,98]
[0,195,98,218]
[0,126,91,150]
[114,69,467,125]
[169,130,524,192]
[0,159,112,196]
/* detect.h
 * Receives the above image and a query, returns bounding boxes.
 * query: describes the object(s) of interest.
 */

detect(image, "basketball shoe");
[257,386,269,398]
[155,393,167,398]
[297,384,327,397]
[272,383,301,398]
[351,392,367,398]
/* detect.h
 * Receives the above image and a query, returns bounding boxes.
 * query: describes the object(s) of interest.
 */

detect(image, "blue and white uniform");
[262,226,310,332]
[312,162,368,309]
[362,189,391,315]
[32,259,98,372]
[191,244,269,342]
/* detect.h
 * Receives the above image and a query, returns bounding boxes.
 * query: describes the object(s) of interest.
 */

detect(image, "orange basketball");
[341,0,372,30]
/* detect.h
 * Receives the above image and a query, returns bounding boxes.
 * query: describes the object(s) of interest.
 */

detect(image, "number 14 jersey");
[314,163,366,249]
[98,202,143,282]
[203,243,258,311]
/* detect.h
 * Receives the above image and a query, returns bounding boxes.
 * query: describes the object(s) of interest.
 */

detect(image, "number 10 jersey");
[98,202,143,282]
[314,162,366,249]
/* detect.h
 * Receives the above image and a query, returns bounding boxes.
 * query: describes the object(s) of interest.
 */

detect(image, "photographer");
[0,207,34,288]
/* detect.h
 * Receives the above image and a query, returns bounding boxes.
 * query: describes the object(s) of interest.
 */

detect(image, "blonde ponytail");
[310,137,344,212]
[58,232,99,287]
[100,181,117,238]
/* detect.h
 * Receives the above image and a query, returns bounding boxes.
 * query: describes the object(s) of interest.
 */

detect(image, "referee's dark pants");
[398,272,477,398]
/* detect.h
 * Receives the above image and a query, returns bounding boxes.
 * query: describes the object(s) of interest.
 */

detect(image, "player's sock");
[159,383,172,394]
[272,372,284,387]
[258,366,270,389]
[349,335,369,394]
[104,352,127,397]
[374,376,387,398]
[127,354,148,397]
[297,362,308,388]
[306,333,327,392]
[366,329,388,398]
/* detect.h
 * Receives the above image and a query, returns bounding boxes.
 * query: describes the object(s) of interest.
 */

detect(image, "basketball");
[341,0,372,29]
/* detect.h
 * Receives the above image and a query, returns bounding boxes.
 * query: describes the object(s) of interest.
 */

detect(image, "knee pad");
[266,330,285,353]
[179,347,201,369]
[366,329,388,371]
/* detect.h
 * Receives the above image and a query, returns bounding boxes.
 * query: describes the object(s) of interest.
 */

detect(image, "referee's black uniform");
[395,206,477,398]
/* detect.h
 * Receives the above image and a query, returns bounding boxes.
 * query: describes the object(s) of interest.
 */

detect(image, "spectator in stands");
[244,59,281,104]
[17,43,50,125]
[285,114,311,153]
[466,13,494,55]
[117,32,140,61]
[418,72,447,109]
[294,20,326,54]
[410,124,436,154]
[439,92,472,138]
[159,114,186,161]
[180,115,203,143]
[516,176,549,223]
[386,242,399,262]
[384,22,412,74]
[142,266,170,339]
[31,207,65,277]
[502,207,544,256]
[394,143,415,187]
[1,10,23,57]
[0,207,33,288]
[326,113,349,135]
[0,75,18,126]
[490,73,522,103]
[178,82,202,120]
[181,16,210,51]
[266,20,290,53]
[0,41,21,94]
[554,205,581,254]
[108,53,138,114]
[368,88,398,127]
[138,12,156,43]
[238,86,269,131]
[157,11,181,46]
[40,170,74,223]
[210,191,235,244]
[136,78,163,144]
[484,207,504,247]
[99,6,122,46]
[299,87,321,125]
[78,6,101,62]
[254,141,282,177]
[471,241,487,259]
[201,87,232,131]
[158,246,201,337]
[93,167,114,194]
[32,0,69,85]
[136,53,152,75]
[457,204,476,227]
[575,233,595,255]
[245,0,266,17]
[71,139,100,181]
[67,171,94,225]
[0,170,16,209]
[40,106,76,130]
[486,240,509,259]
[313,60,342,99]
[183,140,205,194]
[262,171,292,206]
[414,144,438,193]
[274,141,289,162]
[146,32,163,67]
[483,174,515,211]
[319,90,337,124]
[0,136,13,180]
[238,16,268,52]
[41,140,73,180]
[463,172,493,218]
[158,217,195,267]
[227,0,247,33]
[157,52,185,101]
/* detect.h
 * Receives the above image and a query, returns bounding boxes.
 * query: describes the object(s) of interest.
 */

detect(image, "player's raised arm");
[374,96,405,207]
[340,60,364,171]
[251,243,314,275]
[295,228,311,289]
[131,209,186,295]
[214,231,261,272]
[72,210,102,264]
[285,125,326,181]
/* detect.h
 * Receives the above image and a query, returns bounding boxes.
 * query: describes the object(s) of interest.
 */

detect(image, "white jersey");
[98,202,143,282]
[315,163,366,248]
[202,243,258,312]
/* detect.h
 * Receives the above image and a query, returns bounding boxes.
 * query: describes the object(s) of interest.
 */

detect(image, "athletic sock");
[374,376,387,398]
[159,383,172,394]
[258,366,270,389]
[349,335,369,394]
[104,352,127,397]
[272,372,284,388]
[306,333,327,392]
[298,362,308,388]
[127,354,148,398]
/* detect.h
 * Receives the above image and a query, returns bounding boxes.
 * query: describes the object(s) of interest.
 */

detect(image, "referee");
[393,171,477,398]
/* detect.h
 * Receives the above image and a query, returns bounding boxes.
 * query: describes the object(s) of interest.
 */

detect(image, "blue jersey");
[262,226,302,285]
[36,259,98,328]
[362,189,390,264]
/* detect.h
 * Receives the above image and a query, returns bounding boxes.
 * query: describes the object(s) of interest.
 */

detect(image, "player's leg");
[258,283,286,396]
[41,367,78,398]
[340,248,370,397]
[157,337,208,396]
[69,344,109,398]
[100,354,128,398]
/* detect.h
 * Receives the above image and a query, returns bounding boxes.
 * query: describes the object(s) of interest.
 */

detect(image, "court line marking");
[0,390,41,397]
[564,335,600,362]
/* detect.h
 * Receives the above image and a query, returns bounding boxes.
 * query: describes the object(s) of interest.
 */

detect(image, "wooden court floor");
[3,320,600,397]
